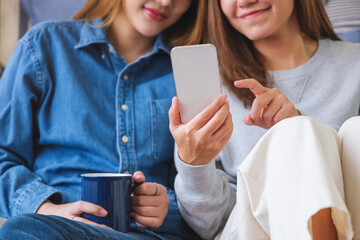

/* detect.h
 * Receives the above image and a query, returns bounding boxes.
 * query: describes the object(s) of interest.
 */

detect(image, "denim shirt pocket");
[150,99,174,163]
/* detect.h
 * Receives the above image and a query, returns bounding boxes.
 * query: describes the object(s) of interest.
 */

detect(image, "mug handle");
[131,181,144,192]
[130,181,145,224]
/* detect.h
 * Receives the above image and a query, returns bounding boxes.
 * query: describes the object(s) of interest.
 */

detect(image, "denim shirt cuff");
[14,181,63,215]
[174,152,222,199]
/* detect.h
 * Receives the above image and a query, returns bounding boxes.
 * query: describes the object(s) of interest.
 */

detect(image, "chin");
[138,28,163,38]
[243,31,271,42]
[242,34,261,41]
[141,32,161,38]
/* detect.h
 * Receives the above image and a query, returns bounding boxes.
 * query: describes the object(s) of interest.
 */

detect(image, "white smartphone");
[170,44,222,123]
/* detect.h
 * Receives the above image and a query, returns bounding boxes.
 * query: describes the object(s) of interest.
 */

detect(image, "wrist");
[177,151,198,165]
[177,150,212,166]
[36,200,54,214]
[175,159,222,198]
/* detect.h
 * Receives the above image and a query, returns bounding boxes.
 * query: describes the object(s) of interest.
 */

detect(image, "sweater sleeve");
[174,145,236,240]
[0,36,62,218]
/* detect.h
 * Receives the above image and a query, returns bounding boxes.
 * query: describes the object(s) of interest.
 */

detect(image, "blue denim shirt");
[0,20,198,239]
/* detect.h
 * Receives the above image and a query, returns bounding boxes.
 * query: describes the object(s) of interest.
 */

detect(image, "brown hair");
[73,0,207,46]
[208,0,340,106]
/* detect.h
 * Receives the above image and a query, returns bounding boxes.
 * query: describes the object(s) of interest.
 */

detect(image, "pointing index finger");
[234,79,265,96]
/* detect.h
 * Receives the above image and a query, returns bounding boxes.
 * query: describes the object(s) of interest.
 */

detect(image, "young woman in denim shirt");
[0,0,206,239]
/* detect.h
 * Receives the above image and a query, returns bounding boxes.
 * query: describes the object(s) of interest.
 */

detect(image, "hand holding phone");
[170,44,222,123]
[169,44,232,166]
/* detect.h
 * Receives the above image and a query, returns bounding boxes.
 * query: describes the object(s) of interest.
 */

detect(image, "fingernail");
[101,209,108,216]
[220,94,227,101]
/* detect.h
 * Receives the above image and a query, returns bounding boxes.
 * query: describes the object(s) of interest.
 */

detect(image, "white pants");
[217,116,360,240]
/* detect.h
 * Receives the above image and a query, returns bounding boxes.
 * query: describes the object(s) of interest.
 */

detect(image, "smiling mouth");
[144,7,168,21]
[240,7,271,19]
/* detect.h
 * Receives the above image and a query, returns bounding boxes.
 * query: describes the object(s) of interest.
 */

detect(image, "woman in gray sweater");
[169,0,360,239]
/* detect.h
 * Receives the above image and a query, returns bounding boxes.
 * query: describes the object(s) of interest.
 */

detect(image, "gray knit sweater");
[174,39,360,240]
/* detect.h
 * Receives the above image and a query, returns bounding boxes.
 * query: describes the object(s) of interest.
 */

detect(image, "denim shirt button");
[123,170,130,174]
[123,74,129,81]
[121,104,128,110]
[109,47,114,54]
[121,135,129,143]
[101,54,105,59]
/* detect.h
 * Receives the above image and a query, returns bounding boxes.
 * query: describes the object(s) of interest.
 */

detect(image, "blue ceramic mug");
[81,173,135,232]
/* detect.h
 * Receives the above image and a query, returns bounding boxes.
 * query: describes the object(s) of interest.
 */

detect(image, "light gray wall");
[0,0,21,66]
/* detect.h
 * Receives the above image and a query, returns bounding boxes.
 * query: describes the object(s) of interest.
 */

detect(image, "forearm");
[174,156,236,239]
[153,188,201,239]
[0,156,62,217]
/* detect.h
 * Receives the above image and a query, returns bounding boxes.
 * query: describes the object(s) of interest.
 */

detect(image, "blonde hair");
[208,0,340,105]
[73,0,207,46]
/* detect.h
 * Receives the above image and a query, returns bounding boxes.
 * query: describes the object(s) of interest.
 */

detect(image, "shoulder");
[318,39,360,70]
[19,20,85,47]
[321,39,360,59]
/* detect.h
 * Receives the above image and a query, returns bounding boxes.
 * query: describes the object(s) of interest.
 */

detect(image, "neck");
[107,13,156,63]
[253,15,318,71]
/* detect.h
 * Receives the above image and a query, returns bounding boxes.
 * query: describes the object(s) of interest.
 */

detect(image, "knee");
[339,116,360,140]
[0,214,36,238]
[270,116,338,141]
[0,213,60,239]
[339,117,360,163]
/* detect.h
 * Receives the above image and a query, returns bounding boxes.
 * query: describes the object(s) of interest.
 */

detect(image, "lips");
[144,7,168,21]
[240,7,271,19]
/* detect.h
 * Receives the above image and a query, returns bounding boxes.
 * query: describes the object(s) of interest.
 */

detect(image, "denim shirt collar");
[74,19,170,55]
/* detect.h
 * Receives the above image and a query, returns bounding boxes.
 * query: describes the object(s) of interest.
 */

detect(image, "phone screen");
[170,44,222,123]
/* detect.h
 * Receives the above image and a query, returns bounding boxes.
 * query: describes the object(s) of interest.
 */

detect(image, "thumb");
[169,97,182,127]
[133,171,145,183]
[243,114,254,126]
